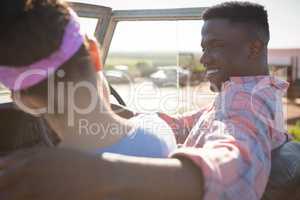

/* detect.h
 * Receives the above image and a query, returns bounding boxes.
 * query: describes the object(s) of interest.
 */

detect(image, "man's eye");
[212,43,224,48]
[202,47,213,52]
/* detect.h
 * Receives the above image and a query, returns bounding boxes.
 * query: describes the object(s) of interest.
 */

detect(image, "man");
[0,2,293,200]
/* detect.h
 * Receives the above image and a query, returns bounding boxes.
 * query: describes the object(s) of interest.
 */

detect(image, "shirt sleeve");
[170,91,273,200]
[158,107,208,144]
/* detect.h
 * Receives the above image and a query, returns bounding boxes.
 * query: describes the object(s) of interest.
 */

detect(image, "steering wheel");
[109,84,126,106]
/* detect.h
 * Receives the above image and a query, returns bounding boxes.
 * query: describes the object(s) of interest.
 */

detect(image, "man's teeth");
[206,69,220,75]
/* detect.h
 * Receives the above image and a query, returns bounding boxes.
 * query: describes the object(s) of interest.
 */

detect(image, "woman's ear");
[85,36,111,105]
[12,91,46,117]
[87,36,103,72]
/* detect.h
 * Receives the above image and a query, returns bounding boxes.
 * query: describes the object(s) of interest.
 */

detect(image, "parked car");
[104,69,133,84]
[149,66,190,87]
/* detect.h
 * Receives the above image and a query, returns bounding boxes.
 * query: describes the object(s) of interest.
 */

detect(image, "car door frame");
[70,2,206,64]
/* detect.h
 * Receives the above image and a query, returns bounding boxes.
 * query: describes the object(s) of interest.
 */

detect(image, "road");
[111,80,300,125]
[110,81,216,115]
[1,81,299,125]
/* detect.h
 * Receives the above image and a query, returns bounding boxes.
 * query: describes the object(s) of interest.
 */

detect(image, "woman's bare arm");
[0,147,204,200]
[102,153,204,200]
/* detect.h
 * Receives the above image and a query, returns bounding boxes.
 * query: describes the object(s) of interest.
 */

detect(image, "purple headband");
[0,9,85,91]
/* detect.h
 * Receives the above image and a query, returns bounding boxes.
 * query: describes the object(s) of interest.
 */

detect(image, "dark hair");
[0,107,60,153]
[202,1,270,43]
[0,0,93,98]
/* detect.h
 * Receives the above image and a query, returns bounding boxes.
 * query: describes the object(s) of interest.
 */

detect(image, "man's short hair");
[202,1,270,44]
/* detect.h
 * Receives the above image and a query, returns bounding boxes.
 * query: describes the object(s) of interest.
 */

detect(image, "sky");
[72,0,300,52]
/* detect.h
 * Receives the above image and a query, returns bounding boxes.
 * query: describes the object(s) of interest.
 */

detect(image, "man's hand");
[0,147,109,200]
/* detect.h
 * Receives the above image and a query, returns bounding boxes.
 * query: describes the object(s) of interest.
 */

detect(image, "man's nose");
[200,52,212,68]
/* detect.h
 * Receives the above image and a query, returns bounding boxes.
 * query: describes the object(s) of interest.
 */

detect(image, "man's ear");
[248,39,264,59]
[12,91,46,116]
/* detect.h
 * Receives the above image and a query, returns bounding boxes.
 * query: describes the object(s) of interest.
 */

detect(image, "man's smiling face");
[200,19,251,92]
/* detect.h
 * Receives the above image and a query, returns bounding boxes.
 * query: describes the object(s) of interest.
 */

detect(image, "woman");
[0,0,176,156]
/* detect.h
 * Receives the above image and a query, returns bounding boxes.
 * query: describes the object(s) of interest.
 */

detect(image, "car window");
[78,17,99,36]
[105,20,214,115]
[0,84,10,104]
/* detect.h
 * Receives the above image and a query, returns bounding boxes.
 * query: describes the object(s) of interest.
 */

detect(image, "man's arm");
[158,107,207,144]
[0,147,204,200]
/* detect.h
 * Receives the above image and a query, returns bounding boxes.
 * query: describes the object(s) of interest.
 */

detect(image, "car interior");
[0,1,298,198]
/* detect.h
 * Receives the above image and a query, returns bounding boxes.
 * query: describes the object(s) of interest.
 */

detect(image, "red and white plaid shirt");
[159,76,289,200]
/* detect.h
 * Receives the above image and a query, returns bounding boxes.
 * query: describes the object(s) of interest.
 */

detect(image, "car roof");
[69,0,300,49]
[70,0,215,10]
